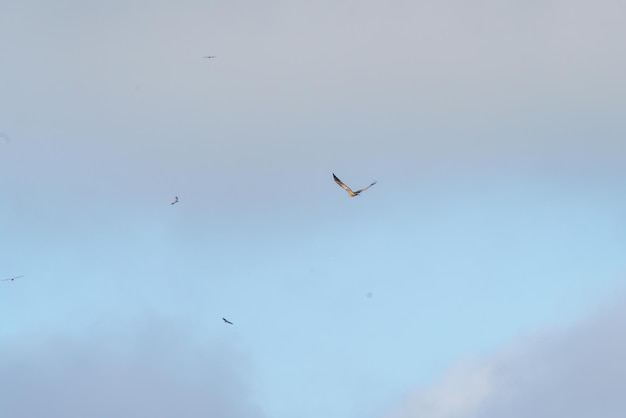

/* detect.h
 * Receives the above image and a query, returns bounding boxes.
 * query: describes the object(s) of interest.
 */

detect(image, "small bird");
[171,196,179,205]
[2,275,23,282]
[203,56,216,59]
[222,317,233,325]
[333,173,377,197]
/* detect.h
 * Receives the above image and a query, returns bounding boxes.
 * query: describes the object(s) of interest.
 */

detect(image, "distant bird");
[222,317,233,325]
[203,56,216,59]
[2,275,23,282]
[171,196,179,205]
[333,173,377,197]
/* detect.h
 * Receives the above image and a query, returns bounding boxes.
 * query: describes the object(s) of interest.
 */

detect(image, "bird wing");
[353,181,377,195]
[2,275,22,281]
[333,174,355,195]
[222,318,233,324]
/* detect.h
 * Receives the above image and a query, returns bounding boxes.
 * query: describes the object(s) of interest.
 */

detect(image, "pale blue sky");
[2,1,626,418]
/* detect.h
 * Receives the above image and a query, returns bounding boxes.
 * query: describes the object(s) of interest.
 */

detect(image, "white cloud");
[386,296,626,418]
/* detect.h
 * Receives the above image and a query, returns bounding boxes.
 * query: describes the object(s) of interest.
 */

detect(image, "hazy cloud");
[1,0,625,203]
[386,295,626,418]
[0,319,263,418]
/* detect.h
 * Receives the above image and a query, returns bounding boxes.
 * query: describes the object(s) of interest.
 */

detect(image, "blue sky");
[2,1,626,417]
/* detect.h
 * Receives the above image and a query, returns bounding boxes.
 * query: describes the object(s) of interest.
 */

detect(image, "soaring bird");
[171,196,179,205]
[2,275,23,282]
[203,56,216,59]
[333,173,377,197]
[222,317,233,325]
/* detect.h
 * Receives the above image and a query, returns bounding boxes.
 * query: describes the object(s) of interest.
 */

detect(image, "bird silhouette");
[203,56,216,59]
[333,173,377,197]
[2,275,23,282]
[222,317,233,325]
[171,196,179,205]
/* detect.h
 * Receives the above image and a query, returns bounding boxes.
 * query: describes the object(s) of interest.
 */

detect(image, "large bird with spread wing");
[333,173,377,197]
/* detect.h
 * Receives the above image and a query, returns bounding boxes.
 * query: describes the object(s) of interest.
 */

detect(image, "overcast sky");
[2,1,626,417]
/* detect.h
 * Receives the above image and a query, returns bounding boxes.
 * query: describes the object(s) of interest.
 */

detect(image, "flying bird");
[171,196,179,205]
[333,173,377,197]
[2,275,23,282]
[222,317,233,325]
[203,56,216,59]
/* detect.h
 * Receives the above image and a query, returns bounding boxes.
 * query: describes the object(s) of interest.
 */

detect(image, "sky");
[1,1,626,417]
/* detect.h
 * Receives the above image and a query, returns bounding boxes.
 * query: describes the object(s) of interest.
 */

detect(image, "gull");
[171,196,179,205]
[2,275,23,282]
[333,173,377,197]
[222,317,233,325]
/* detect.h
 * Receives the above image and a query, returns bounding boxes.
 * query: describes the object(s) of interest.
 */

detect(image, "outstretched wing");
[2,275,23,282]
[222,317,233,324]
[353,181,377,195]
[333,173,356,196]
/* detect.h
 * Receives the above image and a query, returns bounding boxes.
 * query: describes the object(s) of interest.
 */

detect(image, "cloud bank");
[386,296,626,418]
[0,319,263,418]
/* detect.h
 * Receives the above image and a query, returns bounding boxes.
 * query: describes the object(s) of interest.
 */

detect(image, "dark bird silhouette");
[333,173,377,197]
[2,275,23,282]
[203,56,216,59]
[171,196,179,205]
[222,317,233,325]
